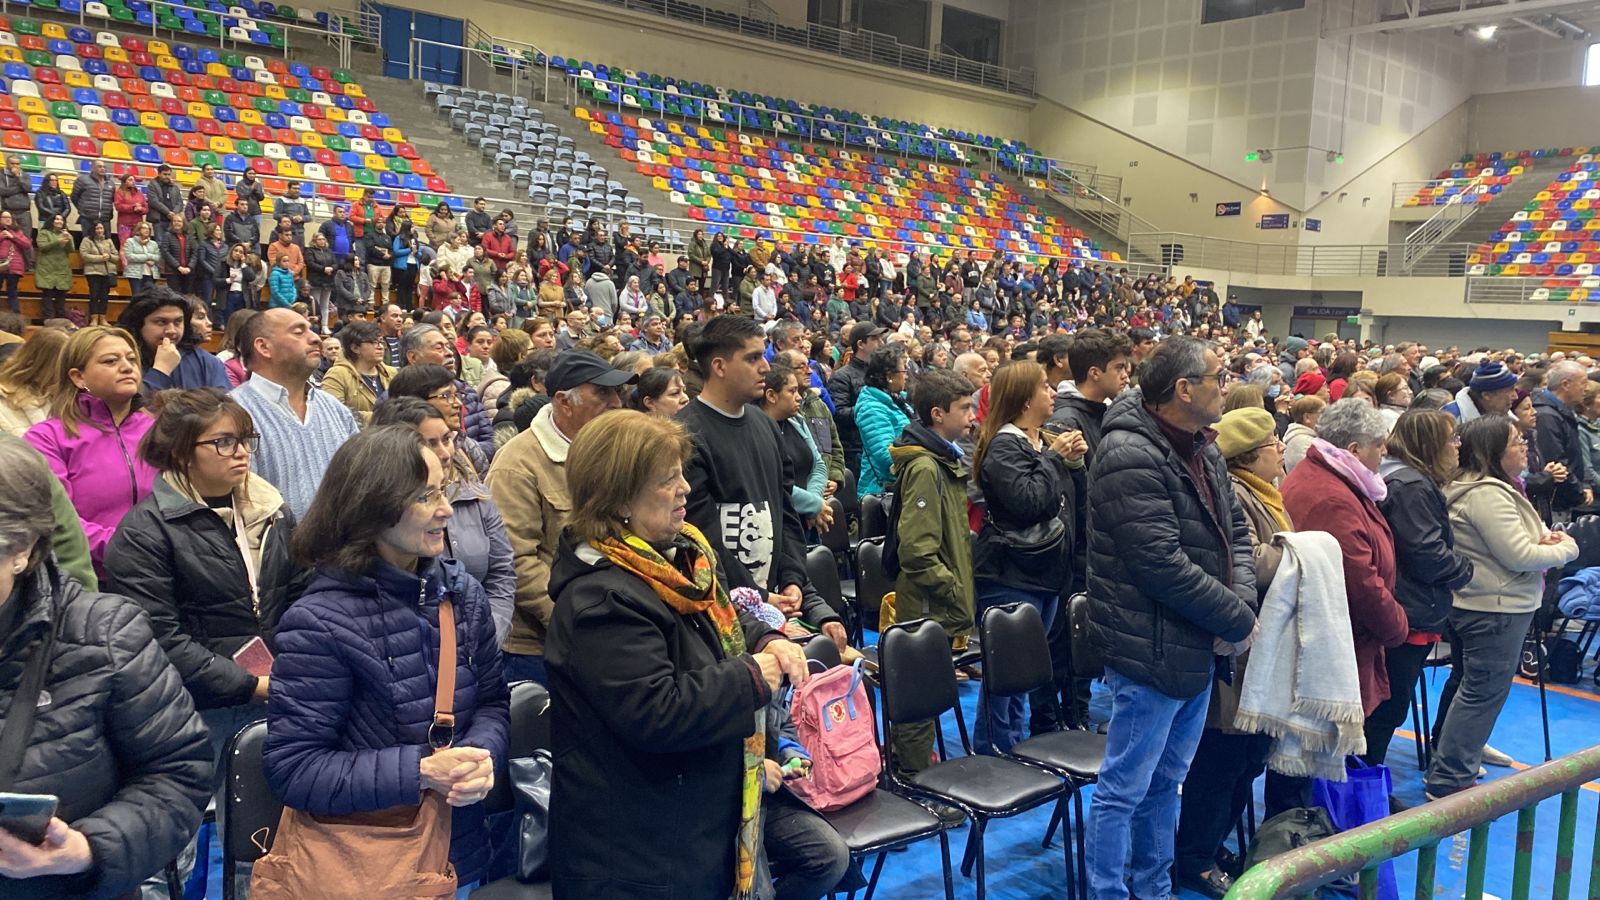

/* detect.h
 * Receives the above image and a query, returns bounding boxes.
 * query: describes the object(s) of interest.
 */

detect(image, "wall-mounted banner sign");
[1304,218,1322,232]
[1215,201,1242,217]
[1259,213,1290,229]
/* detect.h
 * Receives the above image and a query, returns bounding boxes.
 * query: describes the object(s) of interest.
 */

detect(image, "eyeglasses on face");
[428,389,460,405]
[195,433,260,457]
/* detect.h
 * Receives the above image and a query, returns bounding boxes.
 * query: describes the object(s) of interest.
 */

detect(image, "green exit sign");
[1346,315,1359,324]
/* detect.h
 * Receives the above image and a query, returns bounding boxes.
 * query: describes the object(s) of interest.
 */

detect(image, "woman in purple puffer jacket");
[24,325,157,576]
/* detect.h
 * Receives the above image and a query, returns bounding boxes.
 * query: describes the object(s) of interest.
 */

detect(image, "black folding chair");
[879,618,1070,900]
[859,493,890,541]
[221,721,281,900]
[978,603,1105,900]
[854,538,892,631]
[806,648,955,900]
[473,681,554,899]
[807,543,860,646]
[818,496,851,556]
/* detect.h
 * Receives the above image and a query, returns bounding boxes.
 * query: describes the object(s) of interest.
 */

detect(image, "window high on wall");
[1586,42,1600,86]
[1201,0,1306,24]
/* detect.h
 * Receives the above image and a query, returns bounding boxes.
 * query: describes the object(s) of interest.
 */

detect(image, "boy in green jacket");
[885,368,976,778]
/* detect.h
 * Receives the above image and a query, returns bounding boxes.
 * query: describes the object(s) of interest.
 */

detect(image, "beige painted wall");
[1468,86,1600,153]
[399,0,1034,139]
[1028,97,1308,242]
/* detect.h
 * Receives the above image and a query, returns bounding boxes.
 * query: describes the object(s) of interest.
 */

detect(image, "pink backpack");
[786,659,880,812]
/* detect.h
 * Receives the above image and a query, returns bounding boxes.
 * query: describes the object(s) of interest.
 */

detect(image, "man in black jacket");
[1534,360,1594,520]
[825,322,883,473]
[1083,336,1257,900]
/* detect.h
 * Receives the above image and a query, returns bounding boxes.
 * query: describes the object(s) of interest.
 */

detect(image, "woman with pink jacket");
[0,208,32,313]
[24,325,157,576]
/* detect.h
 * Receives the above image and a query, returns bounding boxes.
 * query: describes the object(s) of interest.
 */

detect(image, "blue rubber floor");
[183,659,1600,899]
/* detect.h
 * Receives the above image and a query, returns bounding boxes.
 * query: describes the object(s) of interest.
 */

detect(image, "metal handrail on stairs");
[1400,171,1488,273]
[1226,743,1600,899]
[406,29,553,102]
[1046,165,1159,250]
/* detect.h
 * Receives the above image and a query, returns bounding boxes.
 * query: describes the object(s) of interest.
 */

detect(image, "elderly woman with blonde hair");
[545,410,810,898]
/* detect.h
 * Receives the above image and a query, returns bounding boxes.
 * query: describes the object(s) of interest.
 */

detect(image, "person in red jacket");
[481,218,517,273]
[113,174,148,243]
[1281,397,1409,716]
[347,188,385,241]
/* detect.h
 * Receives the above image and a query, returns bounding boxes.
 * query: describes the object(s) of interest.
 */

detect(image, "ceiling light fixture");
[1476,24,1498,39]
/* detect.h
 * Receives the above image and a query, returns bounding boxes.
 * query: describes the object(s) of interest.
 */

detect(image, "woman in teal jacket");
[855,344,912,499]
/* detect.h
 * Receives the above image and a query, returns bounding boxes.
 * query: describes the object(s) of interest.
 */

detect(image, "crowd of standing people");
[0,168,1592,899]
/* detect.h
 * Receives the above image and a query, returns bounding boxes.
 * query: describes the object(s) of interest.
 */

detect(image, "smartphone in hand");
[0,793,57,845]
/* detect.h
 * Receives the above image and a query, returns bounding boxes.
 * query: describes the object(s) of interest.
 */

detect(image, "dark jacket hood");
[890,419,965,475]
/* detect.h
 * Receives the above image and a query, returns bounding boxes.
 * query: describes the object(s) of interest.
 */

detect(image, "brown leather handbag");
[250,600,463,899]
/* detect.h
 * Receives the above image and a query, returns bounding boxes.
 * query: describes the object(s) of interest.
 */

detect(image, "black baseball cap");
[545,350,639,393]
[846,322,886,348]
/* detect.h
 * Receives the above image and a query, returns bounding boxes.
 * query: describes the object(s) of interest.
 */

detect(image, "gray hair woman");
[0,434,210,895]
[1281,398,1410,718]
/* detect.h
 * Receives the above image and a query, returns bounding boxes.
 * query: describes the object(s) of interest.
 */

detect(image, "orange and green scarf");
[591,524,765,898]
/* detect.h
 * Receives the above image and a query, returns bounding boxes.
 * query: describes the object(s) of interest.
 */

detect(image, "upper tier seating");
[578,107,1117,263]
[425,82,675,245]
[1462,155,1600,300]
[1401,153,1525,208]
[555,62,1047,175]
[14,0,349,50]
[0,14,461,220]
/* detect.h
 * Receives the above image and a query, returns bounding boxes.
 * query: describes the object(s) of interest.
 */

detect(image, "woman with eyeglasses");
[105,388,304,768]
[1282,398,1410,723]
[1363,410,1473,770]
[321,320,396,427]
[387,364,490,479]
[371,397,515,645]
[261,425,508,894]
[1425,415,1577,800]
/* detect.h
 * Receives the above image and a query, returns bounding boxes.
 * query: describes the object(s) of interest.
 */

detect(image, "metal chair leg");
[1409,685,1426,769]
[859,851,888,900]
[938,829,956,900]
[1042,804,1062,849]
[1075,789,1090,900]
[1059,795,1077,900]
[971,819,988,900]
[959,816,981,877]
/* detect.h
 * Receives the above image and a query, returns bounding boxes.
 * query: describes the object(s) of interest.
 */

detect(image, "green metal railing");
[1227,744,1600,899]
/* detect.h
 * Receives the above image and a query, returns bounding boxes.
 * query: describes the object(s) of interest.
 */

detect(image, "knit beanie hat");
[1215,407,1277,461]
[1294,371,1327,396]
[1285,336,1309,353]
[1469,360,1517,393]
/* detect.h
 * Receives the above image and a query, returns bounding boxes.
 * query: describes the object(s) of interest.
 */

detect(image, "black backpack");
[880,490,903,579]
[1545,637,1583,685]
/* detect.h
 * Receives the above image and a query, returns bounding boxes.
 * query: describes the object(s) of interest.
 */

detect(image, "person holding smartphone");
[0,433,211,896]
[104,388,305,764]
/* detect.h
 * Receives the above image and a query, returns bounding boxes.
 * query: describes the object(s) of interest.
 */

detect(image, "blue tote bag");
[1311,756,1397,900]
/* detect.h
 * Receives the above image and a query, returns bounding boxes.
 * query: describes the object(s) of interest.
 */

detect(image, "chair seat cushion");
[821,788,944,852]
[1012,730,1106,780]
[470,877,552,900]
[910,755,1061,813]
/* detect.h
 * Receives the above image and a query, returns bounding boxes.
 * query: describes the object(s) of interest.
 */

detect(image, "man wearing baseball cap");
[825,322,886,471]
[486,350,637,684]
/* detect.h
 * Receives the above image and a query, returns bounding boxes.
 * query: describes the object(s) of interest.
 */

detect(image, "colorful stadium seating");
[575,106,1116,264]
[556,65,1048,175]
[0,15,458,220]
[1463,153,1600,300]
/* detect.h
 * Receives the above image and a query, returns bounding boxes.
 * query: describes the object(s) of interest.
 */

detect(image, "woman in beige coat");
[1426,415,1579,800]
[318,321,394,427]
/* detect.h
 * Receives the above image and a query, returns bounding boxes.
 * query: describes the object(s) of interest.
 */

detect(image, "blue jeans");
[1086,667,1211,900]
[502,652,548,686]
[973,582,1057,756]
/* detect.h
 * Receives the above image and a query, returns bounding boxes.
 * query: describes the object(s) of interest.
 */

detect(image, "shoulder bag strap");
[427,599,458,751]
[0,624,56,792]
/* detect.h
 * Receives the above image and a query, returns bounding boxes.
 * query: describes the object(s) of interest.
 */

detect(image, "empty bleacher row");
[1465,154,1600,300]
[424,83,678,246]
[578,106,1116,263]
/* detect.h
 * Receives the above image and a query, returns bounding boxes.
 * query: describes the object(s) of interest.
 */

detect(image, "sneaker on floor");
[928,801,967,829]
[1480,745,1515,768]
[1174,869,1233,900]
[1388,795,1412,815]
